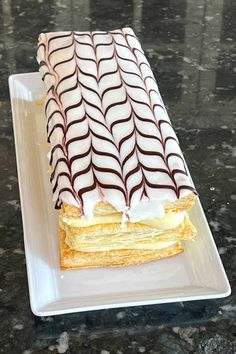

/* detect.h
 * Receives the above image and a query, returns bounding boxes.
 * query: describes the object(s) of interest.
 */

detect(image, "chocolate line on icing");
[49,40,74,59]
[53,55,75,71]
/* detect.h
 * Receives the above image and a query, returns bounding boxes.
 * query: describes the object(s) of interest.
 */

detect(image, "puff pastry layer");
[59,208,196,269]
[59,227,184,270]
[60,213,196,252]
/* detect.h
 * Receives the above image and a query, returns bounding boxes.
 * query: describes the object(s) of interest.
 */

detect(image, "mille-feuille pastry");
[37,27,197,270]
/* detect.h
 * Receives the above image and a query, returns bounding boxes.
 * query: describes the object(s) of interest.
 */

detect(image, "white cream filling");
[60,219,179,251]
[127,199,166,222]
[60,211,186,230]
[132,240,177,250]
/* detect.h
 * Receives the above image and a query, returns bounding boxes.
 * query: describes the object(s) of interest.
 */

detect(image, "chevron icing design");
[37,28,196,219]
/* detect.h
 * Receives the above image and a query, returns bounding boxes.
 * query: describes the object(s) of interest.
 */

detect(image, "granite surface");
[0,0,235,353]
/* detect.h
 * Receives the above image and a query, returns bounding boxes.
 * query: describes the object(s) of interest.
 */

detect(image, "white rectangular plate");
[9,73,231,316]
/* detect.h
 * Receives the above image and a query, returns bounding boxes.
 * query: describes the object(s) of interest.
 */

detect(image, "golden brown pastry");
[59,227,184,270]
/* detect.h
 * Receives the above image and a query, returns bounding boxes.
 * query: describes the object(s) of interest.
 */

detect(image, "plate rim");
[8,72,231,316]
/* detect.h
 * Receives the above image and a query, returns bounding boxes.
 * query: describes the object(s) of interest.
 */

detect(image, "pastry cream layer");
[60,215,196,252]
[61,219,177,251]
[60,211,186,230]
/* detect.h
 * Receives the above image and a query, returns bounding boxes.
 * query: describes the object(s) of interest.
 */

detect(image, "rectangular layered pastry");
[37,28,197,270]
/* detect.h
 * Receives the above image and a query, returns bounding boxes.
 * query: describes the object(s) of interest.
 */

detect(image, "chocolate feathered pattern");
[37,28,196,213]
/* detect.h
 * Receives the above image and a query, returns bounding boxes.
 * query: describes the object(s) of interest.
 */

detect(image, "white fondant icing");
[37,28,196,221]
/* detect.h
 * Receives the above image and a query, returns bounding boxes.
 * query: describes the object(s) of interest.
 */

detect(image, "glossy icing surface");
[37,28,196,220]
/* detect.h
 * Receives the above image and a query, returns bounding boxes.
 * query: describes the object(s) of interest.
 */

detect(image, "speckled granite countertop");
[0,0,235,353]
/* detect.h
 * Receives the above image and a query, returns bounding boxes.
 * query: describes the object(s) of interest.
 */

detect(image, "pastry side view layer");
[37,28,197,269]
